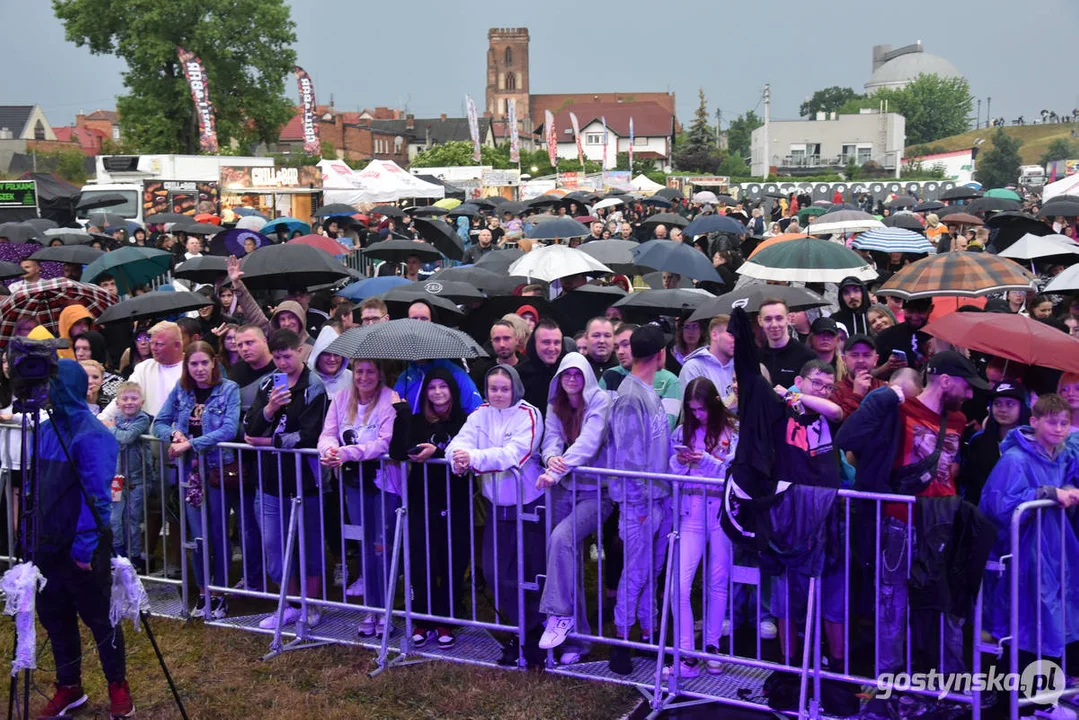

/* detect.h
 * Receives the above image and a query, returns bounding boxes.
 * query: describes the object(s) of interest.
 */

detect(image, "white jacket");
[541,353,611,490]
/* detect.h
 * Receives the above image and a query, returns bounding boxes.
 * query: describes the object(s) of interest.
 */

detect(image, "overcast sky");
[5,0,1077,133]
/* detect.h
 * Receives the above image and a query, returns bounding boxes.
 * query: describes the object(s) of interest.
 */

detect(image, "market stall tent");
[318,159,444,205]
[1041,173,1079,202]
[631,174,665,193]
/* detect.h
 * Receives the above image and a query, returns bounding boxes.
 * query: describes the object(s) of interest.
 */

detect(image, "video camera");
[7,336,67,411]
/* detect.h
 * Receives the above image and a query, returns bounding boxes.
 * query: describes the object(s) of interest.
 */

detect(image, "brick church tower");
[486,27,530,130]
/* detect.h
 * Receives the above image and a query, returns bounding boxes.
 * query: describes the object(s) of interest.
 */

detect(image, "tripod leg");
[139,611,189,720]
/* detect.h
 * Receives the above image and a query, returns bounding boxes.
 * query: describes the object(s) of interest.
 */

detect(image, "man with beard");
[470,319,522,387]
[831,277,872,336]
[830,334,885,419]
[874,298,933,373]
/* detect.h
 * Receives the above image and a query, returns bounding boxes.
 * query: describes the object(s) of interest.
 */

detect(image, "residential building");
[0,105,56,142]
[370,114,495,161]
[534,101,676,171]
[750,110,906,177]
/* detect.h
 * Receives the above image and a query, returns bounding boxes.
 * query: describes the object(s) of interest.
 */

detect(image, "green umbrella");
[81,246,173,295]
[737,237,877,283]
[984,188,1022,201]
[797,205,828,221]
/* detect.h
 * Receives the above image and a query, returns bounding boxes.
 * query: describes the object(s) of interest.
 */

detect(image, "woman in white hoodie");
[446,364,545,664]
[666,377,738,679]
[535,353,613,665]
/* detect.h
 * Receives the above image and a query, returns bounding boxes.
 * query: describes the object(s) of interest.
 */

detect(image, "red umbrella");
[922,312,1079,373]
[287,234,351,256]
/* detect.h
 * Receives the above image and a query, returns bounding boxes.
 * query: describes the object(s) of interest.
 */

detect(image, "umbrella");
[876,252,1034,299]
[413,217,465,260]
[235,215,268,231]
[886,196,919,210]
[642,271,693,289]
[408,205,449,217]
[631,240,723,283]
[239,243,352,290]
[940,212,983,227]
[692,191,719,204]
[526,195,562,208]
[881,214,926,232]
[261,217,311,235]
[797,206,829,222]
[912,201,946,213]
[172,220,220,236]
[86,212,127,228]
[325,320,486,361]
[381,286,465,320]
[0,278,117,340]
[592,198,625,211]
[362,238,442,263]
[610,288,710,319]
[446,203,481,217]
[433,198,462,210]
[1045,264,1079,293]
[936,206,972,219]
[95,290,211,325]
[507,244,612,283]
[402,279,484,304]
[173,255,229,284]
[144,212,190,224]
[738,238,877,283]
[1037,198,1079,218]
[687,284,828,323]
[640,196,674,208]
[655,187,683,201]
[747,233,809,258]
[525,217,591,240]
[967,197,1021,215]
[44,229,94,246]
[208,228,272,257]
[549,286,627,334]
[336,276,412,301]
[23,218,58,231]
[474,196,507,209]
[312,203,358,217]
[983,188,1022,201]
[232,207,267,218]
[998,233,1079,261]
[0,223,45,244]
[474,248,524,274]
[81,246,173,295]
[76,193,128,212]
[427,266,521,295]
[851,227,935,255]
[29,245,105,266]
[371,205,405,218]
[578,240,640,275]
[986,211,1045,230]
[922,312,1079,374]
[0,262,25,281]
[496,200,531,215]
[807,209,884,236]
[940,187,982,201]
[287,234,351,256]
[683,214,747,237]
[639,212,689,229]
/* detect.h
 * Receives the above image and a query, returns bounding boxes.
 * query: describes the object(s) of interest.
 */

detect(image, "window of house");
[34,120,45,141]
[112,126,120,140]
[857,146,872,164]
[505,72,516,91]
[634,136,646,146]
[505,47,512,66]
[586,133,602,145]
[842,144,857,162]
[790,146,806,165]
[394,136,403,153]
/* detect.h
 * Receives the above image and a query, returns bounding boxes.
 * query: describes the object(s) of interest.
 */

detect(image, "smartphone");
[407,445,425,456]
[890,349,907,363]
[673,444,690,453]
[272,372,289,394]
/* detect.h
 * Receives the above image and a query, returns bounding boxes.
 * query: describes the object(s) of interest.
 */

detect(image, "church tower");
[486,27,530,130]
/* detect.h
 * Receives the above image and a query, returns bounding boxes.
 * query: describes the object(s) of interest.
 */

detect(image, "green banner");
[0,181,36,208]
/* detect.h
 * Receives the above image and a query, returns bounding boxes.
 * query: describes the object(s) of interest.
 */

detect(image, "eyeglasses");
[805,377,836,393]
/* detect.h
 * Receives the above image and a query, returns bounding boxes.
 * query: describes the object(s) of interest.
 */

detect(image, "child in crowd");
[108,382,152,572]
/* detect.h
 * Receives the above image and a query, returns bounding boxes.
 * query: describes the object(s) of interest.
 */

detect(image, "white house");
[536,101,676,172]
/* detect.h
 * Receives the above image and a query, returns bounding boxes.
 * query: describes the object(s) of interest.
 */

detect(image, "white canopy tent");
[318,159,444,205]
[631,174,665,193]
[1041,173,1079,202]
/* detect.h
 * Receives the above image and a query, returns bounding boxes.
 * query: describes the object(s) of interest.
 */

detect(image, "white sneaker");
[358,612,376,636]
[539,615,575,650]
[559,650,586,665]
[721,619,730,637]
[661,659,701,679]
[345,578,364,597]
[259,606,301,629]
[589,543,604,561]
[333,563,345,587]
[760,619,777,640]
[303,608,321,628]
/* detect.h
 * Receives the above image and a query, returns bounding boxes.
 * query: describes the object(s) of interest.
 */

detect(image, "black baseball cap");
[990,381,1028,404]
[810,317,839,335]
[926,350,989,390]
[630,325,668,359]
[843,333,876,352]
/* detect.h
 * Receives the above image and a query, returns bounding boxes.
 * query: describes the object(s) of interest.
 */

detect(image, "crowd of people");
[4,183,1079,719]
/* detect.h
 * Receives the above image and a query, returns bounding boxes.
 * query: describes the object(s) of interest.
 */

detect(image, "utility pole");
[977,99,981,129]
[762,84,771,180]
[987,97,992,128]
[715,108,721,148]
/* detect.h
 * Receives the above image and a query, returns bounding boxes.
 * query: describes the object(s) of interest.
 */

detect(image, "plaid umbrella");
[0,278,117,340]
[876,252,1035,299]
[325,319,487,361]
[738,238,877,283]
[81,246,173,295]
[851,227,935,255]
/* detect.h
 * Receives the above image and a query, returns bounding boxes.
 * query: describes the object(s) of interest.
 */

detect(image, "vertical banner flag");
[293,66,320,155]
[569,112,584,166]
[545,110,558,168]
[177,47,219,153]
[628,117,635,171]
[601,116,609,170]
[507,100,520,163]
[465,95,482,163]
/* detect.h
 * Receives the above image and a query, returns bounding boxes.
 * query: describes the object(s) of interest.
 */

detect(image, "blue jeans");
[255,491,324,586]
[185,484,229,590]
[614,498,671,636]
[111,479,145,560]
[226,483,263,590]
[343,485,401,610]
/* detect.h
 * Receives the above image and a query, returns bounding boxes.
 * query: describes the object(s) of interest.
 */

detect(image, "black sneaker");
[498,639,522,667]
[436,628,456,648]
[209,596,228,620]
[609,645,633,675]
[191,596,207,619]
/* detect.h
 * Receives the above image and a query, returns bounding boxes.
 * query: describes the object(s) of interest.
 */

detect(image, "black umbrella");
[408,205,449,217]
[95,290,211,325]
[497,200,531,215]
[412,217,465,260]
[936,205,972,219]
[76,193,129,212]
[362,238,443,263]
[459,295,553,342]
[382,286,465,320]
[986,211,1044,229]
[912,201,946,213]
[687,284,827,323]
[881,214,926,232]
[632,240,723,283]
[23,218,58,231]
[312,203,358,217]
[172,221,221,235]
[403,279,484,304]
[326,320,487,361]
[578,239,640,275]
[173,255,229,284]
[640,196,673,208]
[428,266,520,295]
[86,212,126,228]
[639,212,689,229]
[526,195,561,208]
[967,197,1021,215]
[1039,198,1079,217]
[446,203,481,217]
[43,229,95,246]
[550,285,627,334]
[0,262,25,281]
[29,245,104,265]
[611,288,708,320]
[0,223,45,244]
[470,197,503,210]
[474,248,524,273]
[655,187,683,201]
[525,218,591,240]
[886,196,918,210]
[371,205,405,218]
[940,187,983,201]
[239,244,352,290]
[144,212,190,224]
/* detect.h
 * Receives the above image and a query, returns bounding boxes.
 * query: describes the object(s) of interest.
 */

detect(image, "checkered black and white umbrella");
[324,319,487,361]
[0,278,117,339]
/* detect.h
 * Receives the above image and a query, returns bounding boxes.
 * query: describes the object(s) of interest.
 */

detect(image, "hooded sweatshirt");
[307,326,351,396]
[58,304,94,360]
[446,364,544,506]
[678,346,735,403]
[37,359,117,564]
[270,300,313,362]
[831,276,871,336]
[541,353,612,490]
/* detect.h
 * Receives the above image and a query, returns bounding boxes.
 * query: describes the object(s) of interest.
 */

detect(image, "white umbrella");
[808,218,885,235]
[692,190,719,204]
[998,233,1079,261]
[507,244,613,283]
[236,215,268,231]
[591,197,625,211]
[1045,263,1079,293]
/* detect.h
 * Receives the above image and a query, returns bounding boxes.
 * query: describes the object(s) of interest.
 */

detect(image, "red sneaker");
[108,681,134,718]
[39,684,87,717]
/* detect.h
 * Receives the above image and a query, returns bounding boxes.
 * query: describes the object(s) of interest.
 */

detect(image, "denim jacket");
[110,410,153,485]
[152,380,241,469]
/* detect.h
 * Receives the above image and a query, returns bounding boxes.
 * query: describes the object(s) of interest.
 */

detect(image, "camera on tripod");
[6,337,66,411]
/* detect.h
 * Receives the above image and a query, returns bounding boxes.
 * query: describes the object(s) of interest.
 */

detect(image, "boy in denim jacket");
[107,382,152,571]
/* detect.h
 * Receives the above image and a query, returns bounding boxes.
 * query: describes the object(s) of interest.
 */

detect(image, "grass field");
[910,122,1079,165]
[0,616,639,719]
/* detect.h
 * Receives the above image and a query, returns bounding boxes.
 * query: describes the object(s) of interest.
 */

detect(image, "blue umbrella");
[632,239,724,283]
[81,246,173,295]
[336,276,411,301]
[233,207,268,219]
[683,214,747,237]
[261,216,311,236]
[851,227,935,255]
[524,217,590,240]
[209,228,272,257]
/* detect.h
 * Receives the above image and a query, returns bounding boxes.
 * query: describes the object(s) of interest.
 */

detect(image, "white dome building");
[865,42,962,92]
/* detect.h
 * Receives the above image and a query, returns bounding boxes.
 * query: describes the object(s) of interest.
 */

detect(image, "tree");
[673,89,721,173]
[726,111,762,162]
[717,154,750,178]
[1040,138,1075,166]
[53,0,298,154]
[839,74,972,145]
[800,87,862,118]
[975,128,1023,189]
[410,141,514,169]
